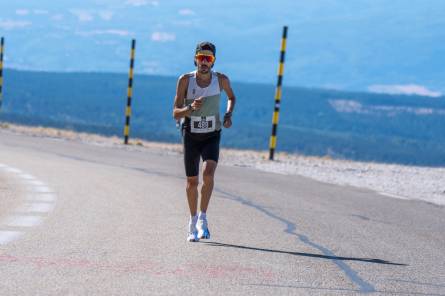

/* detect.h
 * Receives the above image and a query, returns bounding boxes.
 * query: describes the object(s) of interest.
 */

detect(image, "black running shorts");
[182,130,221,177]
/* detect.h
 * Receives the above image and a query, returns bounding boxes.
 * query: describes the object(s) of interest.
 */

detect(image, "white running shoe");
[187,218,199,242]
[197,217,210,239]
[187,231,199,242]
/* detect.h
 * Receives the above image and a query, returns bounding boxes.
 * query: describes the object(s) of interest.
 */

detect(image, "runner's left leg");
[197,160,216,239]
[200,160,217,213]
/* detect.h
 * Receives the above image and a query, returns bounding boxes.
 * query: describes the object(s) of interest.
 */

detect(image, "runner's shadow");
[200,241,407,266]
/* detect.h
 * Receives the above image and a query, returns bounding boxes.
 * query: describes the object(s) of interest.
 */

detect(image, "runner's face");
[195,50,215,74]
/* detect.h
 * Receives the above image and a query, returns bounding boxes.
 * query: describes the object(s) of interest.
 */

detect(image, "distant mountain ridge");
[1,69,444,166]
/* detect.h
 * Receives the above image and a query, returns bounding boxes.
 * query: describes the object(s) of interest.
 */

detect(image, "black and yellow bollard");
[0,37,4,110]
[269,26,288,160]
[124,39,136,145]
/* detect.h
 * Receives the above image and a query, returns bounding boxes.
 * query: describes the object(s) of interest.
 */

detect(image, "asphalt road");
[0,129,444,295]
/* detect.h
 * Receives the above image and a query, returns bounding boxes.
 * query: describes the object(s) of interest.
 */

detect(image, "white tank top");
[186,70,220,101]
[184,71,222,133]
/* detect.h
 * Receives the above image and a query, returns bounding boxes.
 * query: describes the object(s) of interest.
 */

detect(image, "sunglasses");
[195,54,215,63]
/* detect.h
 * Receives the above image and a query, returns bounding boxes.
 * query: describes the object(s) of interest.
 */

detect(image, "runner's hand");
[191,97,204,110]
[223,112,232,128]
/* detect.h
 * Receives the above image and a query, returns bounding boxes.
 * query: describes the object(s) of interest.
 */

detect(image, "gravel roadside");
[1,122,444,206]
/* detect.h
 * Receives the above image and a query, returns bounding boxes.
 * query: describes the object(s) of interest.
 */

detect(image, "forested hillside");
[1,69,444,166]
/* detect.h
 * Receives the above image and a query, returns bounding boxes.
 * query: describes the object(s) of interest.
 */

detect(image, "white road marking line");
[0,231,23,245]
[0,163,58,245]
[19,174,35,180]
[27,193,57,202]
[5,215,43,227]
[17,203,55,213]
[378,191,410,200]
[33,186,53,193]
[4,167,23,174]
[27,180,45,186]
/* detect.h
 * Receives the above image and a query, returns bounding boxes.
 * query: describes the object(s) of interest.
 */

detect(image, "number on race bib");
[190,116,216,133]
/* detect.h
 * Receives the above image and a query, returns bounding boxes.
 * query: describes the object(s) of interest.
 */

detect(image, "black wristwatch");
[186,104,193,111]
[224,111,232,118]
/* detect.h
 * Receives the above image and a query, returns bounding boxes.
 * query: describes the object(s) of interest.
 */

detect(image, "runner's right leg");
[186,176,199,242]
[186,176,199,216]
[183,131,202,242]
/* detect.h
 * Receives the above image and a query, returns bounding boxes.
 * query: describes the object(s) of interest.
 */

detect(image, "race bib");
[190,116,216,133]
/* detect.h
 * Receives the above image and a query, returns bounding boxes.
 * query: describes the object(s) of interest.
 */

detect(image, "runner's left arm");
[220,74,236,115]
[219,74,235,128]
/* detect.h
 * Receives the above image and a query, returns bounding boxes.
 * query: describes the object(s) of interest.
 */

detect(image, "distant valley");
[1,69,444,166]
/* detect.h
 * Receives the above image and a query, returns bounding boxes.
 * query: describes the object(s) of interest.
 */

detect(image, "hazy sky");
[1,0,444,96]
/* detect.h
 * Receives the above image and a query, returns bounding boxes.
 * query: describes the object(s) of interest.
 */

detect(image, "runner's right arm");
[173,75,202,120]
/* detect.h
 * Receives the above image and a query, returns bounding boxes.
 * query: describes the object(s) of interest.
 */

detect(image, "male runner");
[173,41,236,242]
